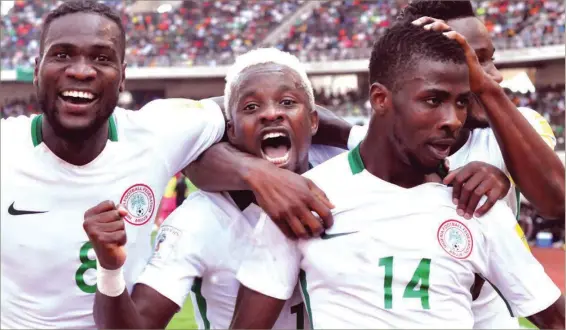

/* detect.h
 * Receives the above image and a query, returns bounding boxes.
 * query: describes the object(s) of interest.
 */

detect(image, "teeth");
[61,90,95,100]
[265,152,290,165]
[263,132,286,140]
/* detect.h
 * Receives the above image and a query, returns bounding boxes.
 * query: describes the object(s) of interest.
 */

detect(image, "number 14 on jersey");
[378,256,431,309]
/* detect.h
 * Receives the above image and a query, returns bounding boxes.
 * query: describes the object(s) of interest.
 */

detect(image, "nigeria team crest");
[437,219,473,259]
[120,184,156,226]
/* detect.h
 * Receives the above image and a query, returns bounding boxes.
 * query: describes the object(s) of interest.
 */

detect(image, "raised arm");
[83,201,179,329]
[474,86,564,219]
[414,17,564,220]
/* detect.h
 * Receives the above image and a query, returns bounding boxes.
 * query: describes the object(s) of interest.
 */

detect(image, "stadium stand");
[1,0,564,68]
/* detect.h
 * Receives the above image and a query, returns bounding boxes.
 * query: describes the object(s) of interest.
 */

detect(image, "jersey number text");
[378,257,431,309]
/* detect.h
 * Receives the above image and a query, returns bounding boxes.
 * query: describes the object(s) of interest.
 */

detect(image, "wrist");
[240,156,266,191]
[96,259,126,297]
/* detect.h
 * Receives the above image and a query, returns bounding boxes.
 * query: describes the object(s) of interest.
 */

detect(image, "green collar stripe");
[348,143,365,174]
[30,114,118,146]
[108,115,118,142]
[31,115,43,147]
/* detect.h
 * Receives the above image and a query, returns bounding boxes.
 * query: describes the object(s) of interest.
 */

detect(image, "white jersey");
[237,148,560,329]
[445,106,557,328]
[0,99,225,329]
[348,107,558,328]
[136,144,346,329]
[447,107,557,218]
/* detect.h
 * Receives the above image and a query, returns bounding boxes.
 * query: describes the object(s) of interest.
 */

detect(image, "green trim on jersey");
[108,114,118,142]
[482,276,514,317]
[191,278,211,329]
[515,188,521,220]
[299,270,314,329]
[31,115,43,147]
[348,143,365,174]
[30,114,119,147]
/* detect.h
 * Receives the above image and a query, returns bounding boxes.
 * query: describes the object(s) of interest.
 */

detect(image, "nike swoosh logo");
[8,202,48,216]
[320,231,358,240]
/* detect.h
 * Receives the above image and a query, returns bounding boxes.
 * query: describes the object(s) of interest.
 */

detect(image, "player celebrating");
[0,1,331,328]
[85,47,365,329]
[403,0,564,221]
[401,1,565,328]
[230,23,564,329]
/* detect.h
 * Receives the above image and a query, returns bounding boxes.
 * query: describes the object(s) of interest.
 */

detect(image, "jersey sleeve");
[308,144,346,167]
[236,213,301,300]
[478,201,561,317]
[138,98,226,177]
[347,124,368,150]
[517,107,557,150]
[136,195,213,308]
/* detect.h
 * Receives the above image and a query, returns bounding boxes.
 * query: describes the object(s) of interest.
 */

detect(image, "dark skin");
[414,16,565,220]
[232,33,565,330]
[231,55,473,329]
[88,63,320,329]
[34,12,126,166]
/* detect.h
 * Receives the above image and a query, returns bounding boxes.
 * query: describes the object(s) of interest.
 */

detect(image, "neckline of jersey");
[347,142,449,179]
[30,113,118,147]
[347,143,365,174]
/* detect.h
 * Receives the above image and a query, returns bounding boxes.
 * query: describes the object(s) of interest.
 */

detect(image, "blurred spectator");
[274,0,565,62]
[1,0,300,69]
[1,0,563,67]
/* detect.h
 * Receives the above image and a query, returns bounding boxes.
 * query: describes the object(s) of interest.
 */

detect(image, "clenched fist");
[83,201,128,270]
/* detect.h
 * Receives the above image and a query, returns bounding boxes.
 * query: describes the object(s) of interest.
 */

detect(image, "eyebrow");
[47,42,117,54]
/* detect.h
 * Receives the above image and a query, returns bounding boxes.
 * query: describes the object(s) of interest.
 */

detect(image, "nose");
[438,105,465,135]
[260,104,284,124]
[65,58,96,81]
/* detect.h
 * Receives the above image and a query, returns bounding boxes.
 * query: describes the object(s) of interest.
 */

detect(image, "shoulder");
[308,144,347,167]
[1,115,35,151]
[140,98,221,114]
[304,152,351,190]
[473,200,517,234]
[162,191,228,235]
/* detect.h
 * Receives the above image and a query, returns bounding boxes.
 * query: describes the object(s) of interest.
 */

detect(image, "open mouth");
[427,142,452,160]
[260,131,292,165]
[58,90,98,105]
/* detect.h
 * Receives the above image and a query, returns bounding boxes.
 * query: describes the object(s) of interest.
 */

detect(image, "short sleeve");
[236,213,301,300]
[308,144,346,167]
[517,107,556,150]
[479,202,561,317]
[136,196,212,308]
[139,98,226,177]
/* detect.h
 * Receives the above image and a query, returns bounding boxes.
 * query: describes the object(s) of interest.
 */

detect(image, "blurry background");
[1,1,564,328]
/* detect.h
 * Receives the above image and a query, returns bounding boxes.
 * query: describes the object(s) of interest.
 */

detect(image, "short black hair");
[40,0,126,61]
[397,0,475,23]
[368,22,467,90]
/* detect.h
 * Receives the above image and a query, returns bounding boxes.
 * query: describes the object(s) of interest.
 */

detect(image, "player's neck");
[360,132,427,189]
[42,119,110,166]
[450,128,471,155]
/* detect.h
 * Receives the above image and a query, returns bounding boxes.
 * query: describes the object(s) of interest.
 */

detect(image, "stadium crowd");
[2,0,564,68]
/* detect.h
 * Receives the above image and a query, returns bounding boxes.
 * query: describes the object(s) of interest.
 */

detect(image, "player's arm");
[416,17,564,220]
[138,98,226,177]
[479,202,564,329]
[86,199,209,328]
[231,213,302,328]
[476,91,564,220]
[183,140,334,239]
[230,286,287,329]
